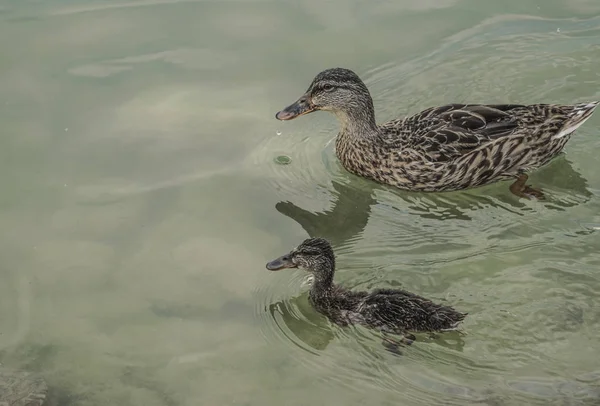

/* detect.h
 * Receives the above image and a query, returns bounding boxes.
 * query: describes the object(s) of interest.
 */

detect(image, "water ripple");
[253,267,484,404]
[253,12,600,406]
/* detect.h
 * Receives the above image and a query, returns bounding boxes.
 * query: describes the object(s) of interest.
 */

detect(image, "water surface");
[1,0,600,405]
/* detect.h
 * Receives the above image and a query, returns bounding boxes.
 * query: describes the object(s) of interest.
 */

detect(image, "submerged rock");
[0,367,47,406]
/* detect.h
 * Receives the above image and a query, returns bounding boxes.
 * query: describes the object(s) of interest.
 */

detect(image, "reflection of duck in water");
[266,238,466,353]
[275,68,598,199]
[275,157,593,247]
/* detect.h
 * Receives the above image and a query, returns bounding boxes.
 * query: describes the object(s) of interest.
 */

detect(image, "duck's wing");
[381,104,527,161]
[359,290,436,331]
[360,289,466,332]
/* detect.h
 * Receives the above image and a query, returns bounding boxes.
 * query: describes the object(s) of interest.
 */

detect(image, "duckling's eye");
[322,84,334,92]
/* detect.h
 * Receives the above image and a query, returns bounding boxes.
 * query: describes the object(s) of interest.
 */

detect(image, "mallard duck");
[275,68,598,199]
[266,238,466,351]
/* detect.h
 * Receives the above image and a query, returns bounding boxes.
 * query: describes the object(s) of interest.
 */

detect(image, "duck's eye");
[322,84,334,92]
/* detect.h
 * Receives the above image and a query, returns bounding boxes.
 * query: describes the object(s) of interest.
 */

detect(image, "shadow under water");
[267,295,335,353]
[276,156,592,248]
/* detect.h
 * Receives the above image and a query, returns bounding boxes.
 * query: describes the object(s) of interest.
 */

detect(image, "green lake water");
[1,0,600,405]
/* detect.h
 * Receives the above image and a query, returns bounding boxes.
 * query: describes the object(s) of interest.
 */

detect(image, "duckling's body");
[308,285,464,334]
[266,238,465,338]
[276,68,598,199]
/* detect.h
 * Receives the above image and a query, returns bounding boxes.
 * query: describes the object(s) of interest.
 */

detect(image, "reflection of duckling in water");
[266,238,467,354]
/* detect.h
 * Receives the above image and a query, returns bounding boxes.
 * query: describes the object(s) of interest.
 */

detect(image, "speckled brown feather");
[280,68,598,193]
[337,101,598,192]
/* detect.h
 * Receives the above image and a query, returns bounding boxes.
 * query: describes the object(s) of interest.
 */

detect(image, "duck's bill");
[265,255,297,271]
[275,96,316,120]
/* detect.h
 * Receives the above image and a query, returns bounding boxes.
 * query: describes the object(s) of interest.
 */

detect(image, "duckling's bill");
[265,254,297,271]
[275,95,316,120]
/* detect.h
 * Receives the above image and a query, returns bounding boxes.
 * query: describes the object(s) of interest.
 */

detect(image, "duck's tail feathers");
[553,101,598,139]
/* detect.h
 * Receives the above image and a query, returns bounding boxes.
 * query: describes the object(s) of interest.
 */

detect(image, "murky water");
[1,0,600,405]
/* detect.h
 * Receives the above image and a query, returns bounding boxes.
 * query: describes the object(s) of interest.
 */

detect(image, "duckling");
[266,238,466,351]
[275,68,598,199]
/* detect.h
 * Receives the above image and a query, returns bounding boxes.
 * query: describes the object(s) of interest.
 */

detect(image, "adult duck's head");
[275,68,376,131]
[266,237,336,284]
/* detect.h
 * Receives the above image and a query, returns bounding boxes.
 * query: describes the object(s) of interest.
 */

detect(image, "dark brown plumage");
[275,68,598,199]
[266,238,466,341]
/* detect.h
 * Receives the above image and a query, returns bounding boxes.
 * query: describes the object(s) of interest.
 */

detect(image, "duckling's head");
[266,238,335,279]
[275,68,375,127]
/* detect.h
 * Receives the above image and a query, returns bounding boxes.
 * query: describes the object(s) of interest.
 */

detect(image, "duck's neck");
[308,262,335,298]
[334,99,379,140]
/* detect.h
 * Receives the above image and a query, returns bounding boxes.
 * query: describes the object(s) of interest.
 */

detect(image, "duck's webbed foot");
[381,333,416,356]
[509,173,545,200]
